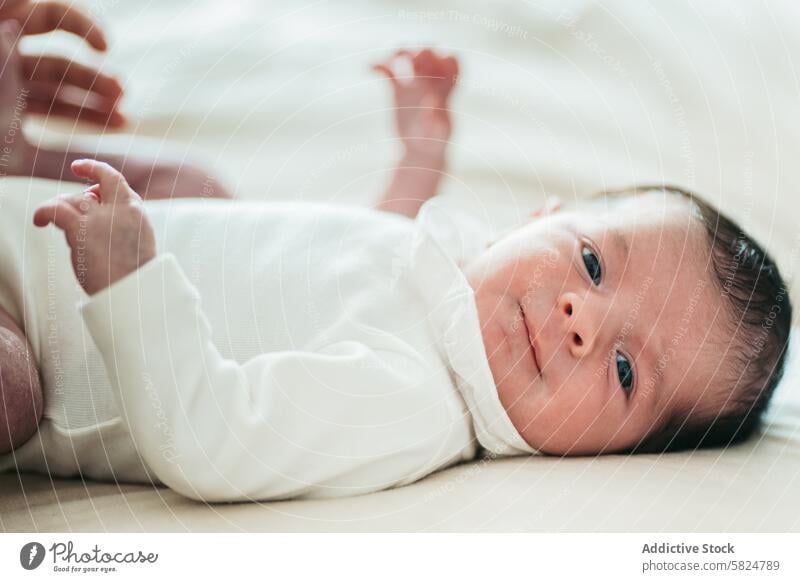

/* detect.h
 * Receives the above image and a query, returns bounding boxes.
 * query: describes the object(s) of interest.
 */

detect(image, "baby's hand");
[372,48,459,161]
[33,160,156,296]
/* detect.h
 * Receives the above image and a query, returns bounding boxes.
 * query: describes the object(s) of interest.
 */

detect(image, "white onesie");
[0,177,538,501]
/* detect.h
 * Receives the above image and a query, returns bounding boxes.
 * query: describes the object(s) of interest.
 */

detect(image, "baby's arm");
[33,160,444,501]
[0,308,43,454]
[372,49,458,219]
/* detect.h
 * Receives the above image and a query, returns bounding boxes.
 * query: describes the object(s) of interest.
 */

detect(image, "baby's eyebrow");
[611,227,629,259]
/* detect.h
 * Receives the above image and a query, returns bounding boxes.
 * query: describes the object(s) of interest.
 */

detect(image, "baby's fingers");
[371,63,400,92]
[373,49,415,84]
[443,56,459,88]
[422,52,458,93]
[33,190,100,230]
[71,159,135,204]
[32,189,100,228]
[32,199,82,230]
[413,49,435,76]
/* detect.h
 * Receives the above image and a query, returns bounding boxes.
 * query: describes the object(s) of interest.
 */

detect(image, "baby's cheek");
[526,246,564,284]
[554,377,613,428]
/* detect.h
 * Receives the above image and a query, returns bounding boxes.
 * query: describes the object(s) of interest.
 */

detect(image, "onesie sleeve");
[79,253,453,502]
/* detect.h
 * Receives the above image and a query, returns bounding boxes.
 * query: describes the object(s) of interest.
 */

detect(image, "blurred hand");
[372,48,459,161]
[0,1,124,127]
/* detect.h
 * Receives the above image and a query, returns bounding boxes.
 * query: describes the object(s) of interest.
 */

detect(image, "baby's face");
[463,192,725,455]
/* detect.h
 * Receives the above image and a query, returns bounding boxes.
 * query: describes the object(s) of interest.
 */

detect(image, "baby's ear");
[529,196,562,221]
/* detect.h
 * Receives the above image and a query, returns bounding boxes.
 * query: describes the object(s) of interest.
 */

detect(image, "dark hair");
[599,184,793,454]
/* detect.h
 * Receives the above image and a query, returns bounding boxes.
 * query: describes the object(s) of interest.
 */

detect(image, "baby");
[0,34,793,500]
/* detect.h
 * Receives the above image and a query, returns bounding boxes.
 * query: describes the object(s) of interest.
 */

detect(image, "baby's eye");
[581,246,602,285]
[616,352,634,394]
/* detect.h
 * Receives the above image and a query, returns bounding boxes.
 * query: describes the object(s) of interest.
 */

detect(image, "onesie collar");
[407,201,539,457]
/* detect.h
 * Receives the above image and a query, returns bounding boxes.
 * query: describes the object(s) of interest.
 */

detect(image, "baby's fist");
[33,159,156,295]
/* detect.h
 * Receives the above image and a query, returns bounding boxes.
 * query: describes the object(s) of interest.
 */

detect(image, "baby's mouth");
[519,302,541,375]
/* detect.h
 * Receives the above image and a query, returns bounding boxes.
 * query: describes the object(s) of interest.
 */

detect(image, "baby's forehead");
[573,192,705,256]
[580,191,694,228]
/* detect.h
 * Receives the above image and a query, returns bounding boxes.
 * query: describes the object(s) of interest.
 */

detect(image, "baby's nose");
[557,292,597,358]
